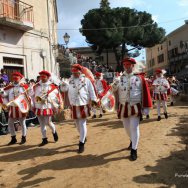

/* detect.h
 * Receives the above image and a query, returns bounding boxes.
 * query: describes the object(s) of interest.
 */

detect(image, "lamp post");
[41,50,47,70]
[63,33,70,47]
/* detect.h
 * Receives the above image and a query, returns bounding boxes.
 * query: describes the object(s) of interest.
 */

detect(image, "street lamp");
[40,49,47,70]
[63,33,70,47]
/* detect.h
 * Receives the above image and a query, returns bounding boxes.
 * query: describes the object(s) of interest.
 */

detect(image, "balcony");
[0,0,33,31]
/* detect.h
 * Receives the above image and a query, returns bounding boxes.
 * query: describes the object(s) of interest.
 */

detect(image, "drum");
[100,90,115,112]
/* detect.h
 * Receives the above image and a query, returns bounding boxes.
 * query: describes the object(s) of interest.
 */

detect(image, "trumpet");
[0,103,8,111]
[35,94,48,104]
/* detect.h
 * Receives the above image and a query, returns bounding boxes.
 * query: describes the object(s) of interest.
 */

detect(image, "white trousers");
[92,107,103,115]
[142,108,150,116]
[8,117,27,137]
[75,118,87,143]
[156,100,167,116]
[37,116,56,138]
[122,116,140,150]
[170,95,175,103]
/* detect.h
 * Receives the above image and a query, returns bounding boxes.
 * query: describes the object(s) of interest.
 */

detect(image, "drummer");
[30,71,61,146]
[92,72,109,118]
[60,65,97,153]
[111,58,152,161]
[0,72,28,145]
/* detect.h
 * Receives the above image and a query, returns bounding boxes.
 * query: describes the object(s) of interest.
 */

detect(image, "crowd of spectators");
[62,47,115,73]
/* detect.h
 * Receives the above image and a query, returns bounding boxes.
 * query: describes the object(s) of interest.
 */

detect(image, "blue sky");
[57,0,188,59]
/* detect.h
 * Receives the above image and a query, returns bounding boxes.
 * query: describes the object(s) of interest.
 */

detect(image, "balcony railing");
[0,0,33,30]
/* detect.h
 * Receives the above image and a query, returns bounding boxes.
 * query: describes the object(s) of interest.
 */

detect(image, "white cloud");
[177,0,188,6]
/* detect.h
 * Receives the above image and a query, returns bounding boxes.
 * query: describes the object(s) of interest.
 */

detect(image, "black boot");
[53,132,58,142]
[131,149,137,161]
[92,115,96,119]
[99,114,102,118]
[78,142,85,153]
[146,115,150,119]
[8,136,17,145]
[170,102,174,106]
[127,141,132,150]
[164,112,168,119]
[157,116,161,121]
[20,136,26,145]
[39,138,48,147]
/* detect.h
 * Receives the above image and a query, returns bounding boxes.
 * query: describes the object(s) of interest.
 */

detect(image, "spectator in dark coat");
[1,69,9,85]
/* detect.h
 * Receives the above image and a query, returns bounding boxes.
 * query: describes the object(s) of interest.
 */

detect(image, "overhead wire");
[41,16,188,31]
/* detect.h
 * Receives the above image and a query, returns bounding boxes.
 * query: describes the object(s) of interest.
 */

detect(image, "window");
[169,40,171,46]
[149,58,155,67]
[168,47,178,58]
[152,58,155,66]
[3,57,23,65]
[158,54,164,63]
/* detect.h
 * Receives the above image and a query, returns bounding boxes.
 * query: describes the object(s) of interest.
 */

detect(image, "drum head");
[101,93,115,112]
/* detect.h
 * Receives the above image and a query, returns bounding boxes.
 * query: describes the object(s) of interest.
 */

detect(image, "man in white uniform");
[92,72,108,118]
[31,71,61,146]
[152,69,170,121]
[61,65,97,153]
[1,72,28,145]
[112,58,152,161]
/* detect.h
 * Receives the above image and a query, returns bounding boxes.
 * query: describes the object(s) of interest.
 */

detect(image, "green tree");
[100,0,110,9]
[80,0,165,71]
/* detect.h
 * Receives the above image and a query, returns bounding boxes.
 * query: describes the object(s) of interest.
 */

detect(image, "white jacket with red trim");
[95,79,109,98]
[152,77,170,94]
[30,81,61,110]
[1,83,28,106]
[112,72,143,106]
[60,74,97,106]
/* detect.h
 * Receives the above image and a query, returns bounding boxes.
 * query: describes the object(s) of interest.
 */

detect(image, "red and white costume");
[3,84,28,118]
[112,58,152,154]
[95,73,109,99]
[1,74,28,138]
[32,81,60,116]
[93,72,109,117]
[113,72,152,119]
[30,71,61,140]
[153,78,169,101]
[152,69,170,117]
[168,77,179,106]
[60,72,97,143]
[61,73,97,119]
